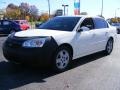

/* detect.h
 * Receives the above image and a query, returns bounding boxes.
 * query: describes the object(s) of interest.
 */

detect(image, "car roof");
[57,15,104,19]
[0,20,18,24]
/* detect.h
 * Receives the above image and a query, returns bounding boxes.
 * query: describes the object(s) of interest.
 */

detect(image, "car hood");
[15,29,71,37]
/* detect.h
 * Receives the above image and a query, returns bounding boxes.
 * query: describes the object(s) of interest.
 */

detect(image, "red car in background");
[14,20,30,30]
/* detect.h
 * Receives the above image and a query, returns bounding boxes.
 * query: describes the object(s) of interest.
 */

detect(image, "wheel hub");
[56,50,69,69]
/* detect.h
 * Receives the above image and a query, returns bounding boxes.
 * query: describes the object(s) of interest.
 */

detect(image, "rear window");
[15,21,19,24]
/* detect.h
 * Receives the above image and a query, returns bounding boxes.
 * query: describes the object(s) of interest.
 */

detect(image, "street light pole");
[101,0,103,16]
[62,4,69,16]
[47,0,50,18]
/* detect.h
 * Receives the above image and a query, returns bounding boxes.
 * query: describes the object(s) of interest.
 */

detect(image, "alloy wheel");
[56,49,70,70]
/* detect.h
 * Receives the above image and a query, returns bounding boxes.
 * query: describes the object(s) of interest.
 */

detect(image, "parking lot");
[0,35,120,90]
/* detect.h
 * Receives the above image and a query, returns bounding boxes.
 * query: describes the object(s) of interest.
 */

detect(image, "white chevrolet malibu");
[3,16,117,72]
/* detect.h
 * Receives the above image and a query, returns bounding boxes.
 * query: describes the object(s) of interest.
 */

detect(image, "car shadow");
[0,51,106,89]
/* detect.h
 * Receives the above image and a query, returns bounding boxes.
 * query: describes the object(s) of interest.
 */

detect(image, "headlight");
[22,38,46,48]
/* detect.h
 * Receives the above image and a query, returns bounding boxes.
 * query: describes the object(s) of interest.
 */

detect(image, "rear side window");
[93,18,108,29]
[20,20,28,24]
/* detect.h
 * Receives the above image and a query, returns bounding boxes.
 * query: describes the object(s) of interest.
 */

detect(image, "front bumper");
[3,36,58,66]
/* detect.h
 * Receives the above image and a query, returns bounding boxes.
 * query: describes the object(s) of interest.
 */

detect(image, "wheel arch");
[104,36,114,55]
[52,43,73,72]
[106,37,114,47]
[108,37,114,42]
[58,43,73,57]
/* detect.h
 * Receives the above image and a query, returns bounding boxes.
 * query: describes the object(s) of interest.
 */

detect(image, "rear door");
[92,18,109,51]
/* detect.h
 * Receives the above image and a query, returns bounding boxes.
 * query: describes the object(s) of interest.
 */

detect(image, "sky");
[0,0,120,19]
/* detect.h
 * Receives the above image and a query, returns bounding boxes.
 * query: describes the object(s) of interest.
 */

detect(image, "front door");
[73,18,95,59]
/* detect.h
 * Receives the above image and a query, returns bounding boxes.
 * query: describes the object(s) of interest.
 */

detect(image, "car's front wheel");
[53,46,72,72]
[104,38,114,55]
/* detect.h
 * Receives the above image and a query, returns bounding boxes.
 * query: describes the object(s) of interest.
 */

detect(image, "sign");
[74,0,80,15]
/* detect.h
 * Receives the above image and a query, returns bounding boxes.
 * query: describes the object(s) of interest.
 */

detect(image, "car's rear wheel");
[53,46,72,72]
[117,28,120,34]
[104,38,113,55]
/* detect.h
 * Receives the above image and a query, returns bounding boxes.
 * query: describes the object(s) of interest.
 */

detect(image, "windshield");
[39,17,81,31]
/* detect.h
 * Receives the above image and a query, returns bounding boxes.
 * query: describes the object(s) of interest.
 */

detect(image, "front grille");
[6,41,21,48]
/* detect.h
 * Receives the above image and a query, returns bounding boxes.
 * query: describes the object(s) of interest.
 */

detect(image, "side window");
[80,18,94,30]
[3,21,10,26]
[93,18,108,29]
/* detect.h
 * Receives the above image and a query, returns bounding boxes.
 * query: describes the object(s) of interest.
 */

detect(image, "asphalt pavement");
[0,35,120,90]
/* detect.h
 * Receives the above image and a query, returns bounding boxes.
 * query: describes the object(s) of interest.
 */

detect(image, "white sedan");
[3,16,117,72]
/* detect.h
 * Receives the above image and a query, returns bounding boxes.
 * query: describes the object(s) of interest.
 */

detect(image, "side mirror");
[77,26,90,32]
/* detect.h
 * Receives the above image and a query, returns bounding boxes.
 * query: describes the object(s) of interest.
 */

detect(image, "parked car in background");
[14,20,30,30]
[3,16,117,72]
[0,20,21,35]
[111,23,120,34]
[35,22,43,29]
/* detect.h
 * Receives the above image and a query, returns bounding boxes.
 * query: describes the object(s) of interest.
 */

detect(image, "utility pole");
[62,4,69,16]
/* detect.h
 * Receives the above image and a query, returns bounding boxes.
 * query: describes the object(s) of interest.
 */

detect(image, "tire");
[104,38,113,55]
[117,28,120,34]
[52,46,72,72]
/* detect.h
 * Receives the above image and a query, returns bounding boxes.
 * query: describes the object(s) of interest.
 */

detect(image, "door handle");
[92,34,96,37]
[105,32,108,36]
